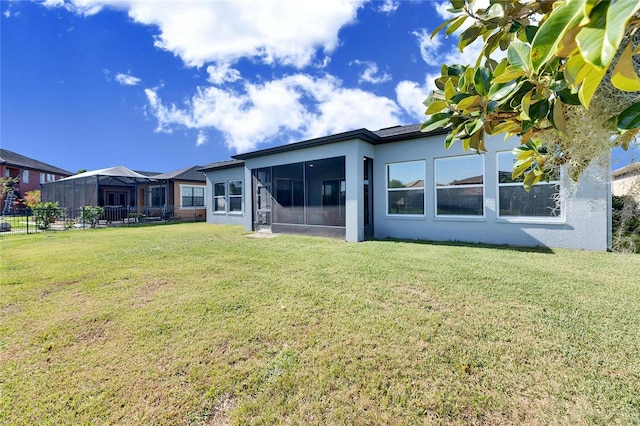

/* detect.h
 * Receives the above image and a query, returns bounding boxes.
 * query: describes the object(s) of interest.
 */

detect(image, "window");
[213,182,226,212]
[228,180,242,213]
[387,161,425,215]
[22,170,29,183]
[150,187,165,206]
[497,152,560,218]
[435,155,484,216]
[40,173,45,184]
[181,185,205,208]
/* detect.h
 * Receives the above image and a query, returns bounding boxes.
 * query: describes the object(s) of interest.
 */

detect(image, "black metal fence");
[0,205,206,237]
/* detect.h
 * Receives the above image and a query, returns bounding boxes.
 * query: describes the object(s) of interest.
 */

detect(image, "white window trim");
[179,184,206,210]
[213,181,226,214]
[434,154,485,219]
[227,180,243,215]
[385,160,426,218]
[496,151,565,223]
[22,170,29,184]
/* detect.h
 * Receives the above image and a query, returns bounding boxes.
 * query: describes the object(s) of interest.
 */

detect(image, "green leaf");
[488,79,518,102]
[425,100,448,114]
[551,99,568,135]
[530,0,586,73]
[445,16,468,36]
[432,16,458,37]
[617,102,640,130]
[528,99,550,122]
[459,25,482,51]
[492,68,526,84]
[482,3,504,21]
[422,112,453,132]
[458,95,482,111]
[464,118,484,137]
[473,67,491,96]
[604,1,640,62]
[575,1,610,68]
[507,41,532,73]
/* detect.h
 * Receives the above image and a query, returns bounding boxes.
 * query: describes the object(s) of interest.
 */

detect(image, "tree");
[423,0,640,189]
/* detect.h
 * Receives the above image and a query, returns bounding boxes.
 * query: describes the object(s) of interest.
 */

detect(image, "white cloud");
[145,74,403,153]
[396,80,430,121]
[351,60,391,85]
[206,63,241,85]
[114,72,141,86]
[413,29,443,67]
[50,0,366,68]
[378,0,400,14]
[196,130,207,146]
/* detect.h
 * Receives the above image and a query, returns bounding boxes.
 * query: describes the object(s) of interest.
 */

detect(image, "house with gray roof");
[1,149,72,212]
[41,165,206,221]
[199,124,610,251]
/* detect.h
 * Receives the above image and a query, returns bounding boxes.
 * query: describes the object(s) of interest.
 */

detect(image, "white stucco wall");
[202,132,610,251]
[372,134,610,251]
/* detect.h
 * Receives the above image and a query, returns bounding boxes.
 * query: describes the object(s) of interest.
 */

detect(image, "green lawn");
[1,223,639,425]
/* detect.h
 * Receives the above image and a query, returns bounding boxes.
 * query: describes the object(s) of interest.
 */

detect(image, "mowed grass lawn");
[1,223,639,425]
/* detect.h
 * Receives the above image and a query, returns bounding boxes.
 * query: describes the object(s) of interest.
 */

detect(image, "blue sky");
[1,0,636,174]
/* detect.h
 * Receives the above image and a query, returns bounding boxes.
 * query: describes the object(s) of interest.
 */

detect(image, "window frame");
[22,170,29,184]
[496,151,563,222]
[385,160,426,217]
[434,154,485,218]
[213,181,226,213]
[228,180,243,214]
[180,184,206,209]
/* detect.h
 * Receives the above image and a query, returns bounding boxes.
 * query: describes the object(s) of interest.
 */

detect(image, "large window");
[181,185,205,208]
[213,182,226,212]
[497,152,560,218]
[213,181,243,213]
[435,155,484,216]
[228,180,243,213]
[387,160,425,215]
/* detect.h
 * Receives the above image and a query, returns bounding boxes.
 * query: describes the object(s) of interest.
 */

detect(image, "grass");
[1,223,639,425]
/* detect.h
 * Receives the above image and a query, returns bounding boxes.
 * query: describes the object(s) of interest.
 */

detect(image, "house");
[41,165,206,221]
[1,149,72,212]
[612,162,640,203]
[199,124,610,251]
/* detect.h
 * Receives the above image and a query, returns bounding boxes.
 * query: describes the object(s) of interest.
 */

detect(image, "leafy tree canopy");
[423,0,640,189]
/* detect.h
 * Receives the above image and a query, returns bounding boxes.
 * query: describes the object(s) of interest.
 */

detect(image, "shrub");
[23,190,41,209]
[32,202,62,230]
[80,206,105,228]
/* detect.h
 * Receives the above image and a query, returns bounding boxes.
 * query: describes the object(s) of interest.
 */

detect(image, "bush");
[80,206,104,228]
[32,202,62,230]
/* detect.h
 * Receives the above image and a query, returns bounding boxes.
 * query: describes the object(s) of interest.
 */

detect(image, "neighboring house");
[612,162,640,203]
[199,124,610,251]
[144,166,207,220]
[41,165,206,220]
[1,149,72,212]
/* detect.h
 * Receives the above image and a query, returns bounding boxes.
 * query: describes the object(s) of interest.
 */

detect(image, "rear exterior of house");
[1,149,72,212]
[200,125,611,251]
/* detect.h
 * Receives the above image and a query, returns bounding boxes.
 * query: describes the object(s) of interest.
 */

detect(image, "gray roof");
[198,124,449,168]
[198,159,245,172]
[232,124,447,160]
[612,162,640,178]
[0,149,72,176]
[152,165,206,182]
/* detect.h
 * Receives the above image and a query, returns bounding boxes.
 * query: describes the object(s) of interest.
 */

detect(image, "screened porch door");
[253,168,272,232]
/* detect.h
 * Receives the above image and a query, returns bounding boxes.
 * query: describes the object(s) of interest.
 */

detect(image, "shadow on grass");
[375,237,556,254]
